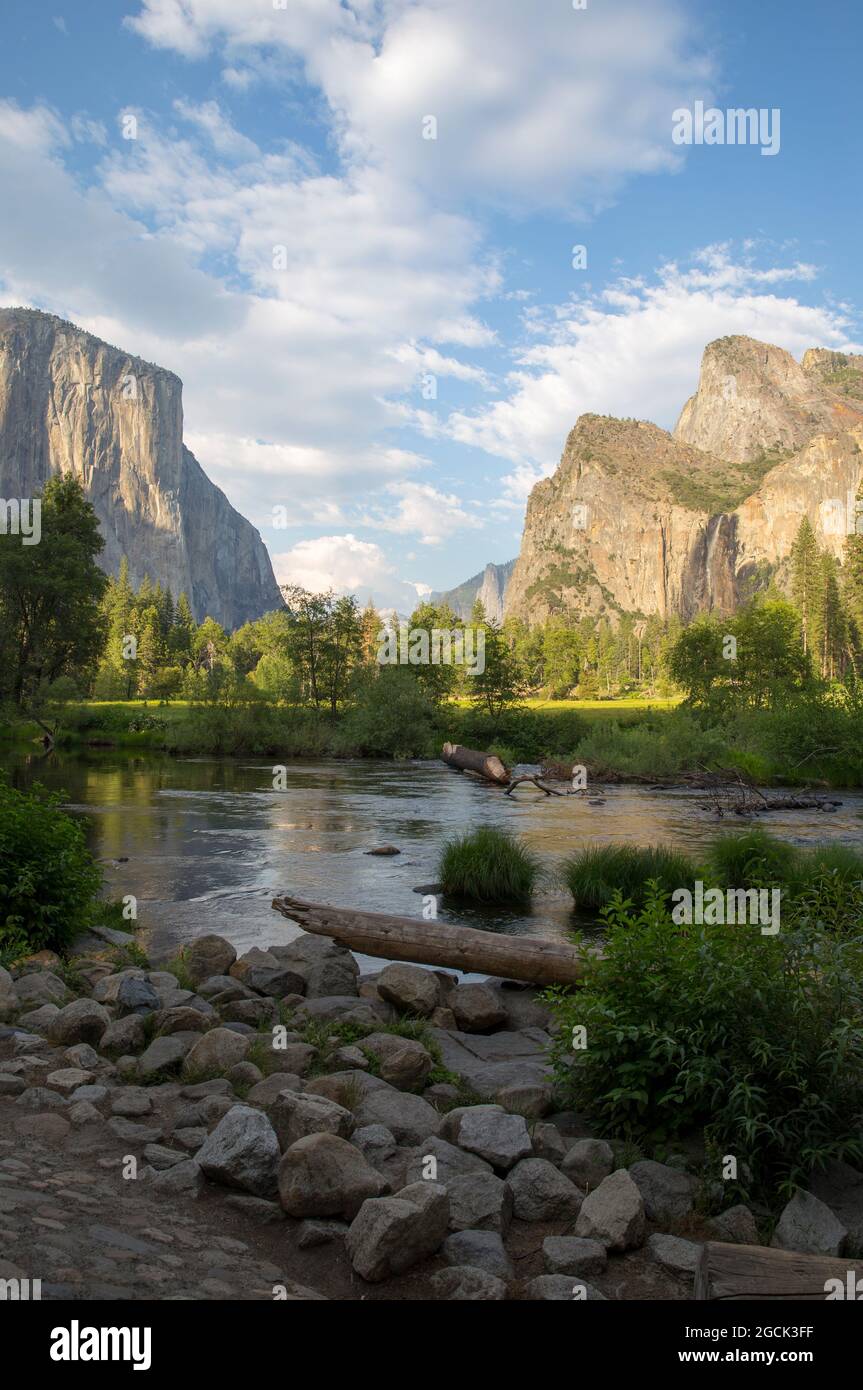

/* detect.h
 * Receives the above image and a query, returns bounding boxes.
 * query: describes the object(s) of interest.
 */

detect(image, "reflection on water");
[5,748,863,967]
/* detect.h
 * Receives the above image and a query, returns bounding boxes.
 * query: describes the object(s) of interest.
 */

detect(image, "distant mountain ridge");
[0,308,282,628]
[432,559,516,623]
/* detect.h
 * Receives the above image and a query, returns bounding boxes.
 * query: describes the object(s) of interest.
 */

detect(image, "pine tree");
[790,517,822,655]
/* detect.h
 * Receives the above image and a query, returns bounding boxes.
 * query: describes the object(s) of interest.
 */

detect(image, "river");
[5,749,863,968]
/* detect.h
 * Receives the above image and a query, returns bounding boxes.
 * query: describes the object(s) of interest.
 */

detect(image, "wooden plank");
[271,896,587,985]
[695,1241,861,1301]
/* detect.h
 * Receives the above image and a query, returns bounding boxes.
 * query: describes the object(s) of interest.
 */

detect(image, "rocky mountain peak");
[0,308,282,629]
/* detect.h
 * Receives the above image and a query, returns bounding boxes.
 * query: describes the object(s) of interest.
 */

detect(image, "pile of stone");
[2,936,861,1301]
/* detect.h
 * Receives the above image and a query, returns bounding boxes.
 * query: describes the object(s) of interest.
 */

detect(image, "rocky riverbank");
[1,931,860,1301]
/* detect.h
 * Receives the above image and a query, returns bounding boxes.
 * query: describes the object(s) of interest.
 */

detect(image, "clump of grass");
[160,953,197,992]
[563,843,695,911]
[705,827,799,890]
[439,826,540,905]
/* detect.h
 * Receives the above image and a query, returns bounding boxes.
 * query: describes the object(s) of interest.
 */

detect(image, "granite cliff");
[433,560,516,623]
[0,308,282,628]
[504,336,863,626]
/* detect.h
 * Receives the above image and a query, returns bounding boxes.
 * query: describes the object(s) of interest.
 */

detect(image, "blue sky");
[0,0,860,612]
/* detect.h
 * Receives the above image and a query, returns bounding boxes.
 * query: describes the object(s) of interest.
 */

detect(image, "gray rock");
[279,1133,387,1219]
[431,1027,552,1097]
[351,1125,398,1167]
[575,1169,646,1251]
[809,1160,863,1255]
[629,1160,697,1225]
[197,1104,280,1199]
[707,1205,760,1245]
[45,1068,94,1096]
[430,1266,508,1301]
[17,1004,60,1034]
[155,1006,212,1036]
[107,1118,163,1144]
[70,1084,110,1110]
[69,1100,103,1127]
[293,997,385,1028]
[143,1144,187,1171]
[403,1136,493,1185]
[245,1073,304,1108]
[13,972,69,1007]
[442,1230,513,1282]
[448,1173,513,1234]
[771,1189,848,1257]
[543,1236,607,1278]
[15,1086,68,1111]
[110,1088,153,1117]
[562,1138,615,1192]
[49,999,110,1047]
[270,1090,355,1149]
[532,1122,567,1164]
[0,1074,26,1097]
[347,1182,449,1282]
[117,977,161,1016]
[376,964,440,1017]
[506,1158,584,1222]
[230,948,306,998]
[185,935,237,986]
[92,969,147,1003]
[99,1015,147,1055]
[63,1043,102,1070]
[224,1195,285,1224]
[269,935,360,999]
[296,1218,348,1248]
[496,1082,554,1120]
[359,1032,434,1090]
[449,983,507,1033]
[138,1035,190,1079]
[444,1105,532,1172]
[355,1087,442,1146]
[647,1232,701,1280]
[183,1027,250,1078]
[525,1275,607,1301]
[150,1159,204,1197]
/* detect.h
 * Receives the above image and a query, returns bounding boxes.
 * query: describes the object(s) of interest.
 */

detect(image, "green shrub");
[545,882,863,1204]
[439,826,540,905]
[0,775,104,957]
[705,827,799,890]
[563,843,695,911]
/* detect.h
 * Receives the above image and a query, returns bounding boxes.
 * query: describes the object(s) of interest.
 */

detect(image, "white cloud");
[272,533,394,596]
[367,481,483,546]
[127,0,716,213]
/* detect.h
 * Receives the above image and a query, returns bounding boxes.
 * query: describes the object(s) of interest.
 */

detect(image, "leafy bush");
[573,708,729,779]
[563,843,695,911]
[0,776,104,957]
[335,668,441,757]
[439,826,541,905]
[545,883,863,1204]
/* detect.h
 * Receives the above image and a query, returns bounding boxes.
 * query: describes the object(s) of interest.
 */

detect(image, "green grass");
[439,826,541,906]
[563,843,695,911]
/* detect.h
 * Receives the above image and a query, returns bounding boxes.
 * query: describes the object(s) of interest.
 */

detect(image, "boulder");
[506,1158,584,1223]
[99,1015,147,1055]
[347,1182,449,1282]
[13,972,69,1008]
[45,1068,94,1097]
[355,1088,442,1146]
[496,1082,554,1120]
[376,964,440,1018]
[771,1190,848,1257]
[647,1232,701,1280]
[430,1266,508,1301]
[351,1125,398,1168]
[629,1160,697,1225]
[156,1006,212,1036]
[49,1000,110,1047]
[150,1159,205,1197]
[197,1104,280,1198]
[562,1139,615,1192]
[246,1073,304,1108]
[138,1035,190,1079]
[449,983,507,1034]
[230,948,305,998]
[270,1090,355,1149]
[707,1205,760,1245]
[403,1136,492,1185]
[279,1133,387,1220]
[269,936,360,999]
[448,1173,513,1234]
[443,1105,532,1172]
[575,1169,646,1251]
[116,977,161,1016]
[184,934,237,986]
[442,1230,513,1282]
[182,1028,250,1078]
[543,1236,607,1278]
[360,1032,433,1090]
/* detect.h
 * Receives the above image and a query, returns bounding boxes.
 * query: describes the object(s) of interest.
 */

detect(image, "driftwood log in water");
[272,896,586,986]
[695,1241,860,1300]
[505,775,569,797]
[442,742,510,785]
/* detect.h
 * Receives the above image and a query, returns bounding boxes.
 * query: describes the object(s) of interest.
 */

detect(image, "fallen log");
[506,775,569,797]
[695,1241,861,1300]
[442,742,510,785]
[271,895,587,986]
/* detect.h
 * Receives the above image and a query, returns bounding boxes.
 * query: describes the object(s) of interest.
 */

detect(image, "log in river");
[271,896,587,986]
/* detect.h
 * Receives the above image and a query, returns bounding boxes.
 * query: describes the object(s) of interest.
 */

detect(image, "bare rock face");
[0,307,282,628]
[505,335,863,627]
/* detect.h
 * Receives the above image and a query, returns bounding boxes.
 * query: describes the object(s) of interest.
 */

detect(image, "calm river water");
[4,750,863,968]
